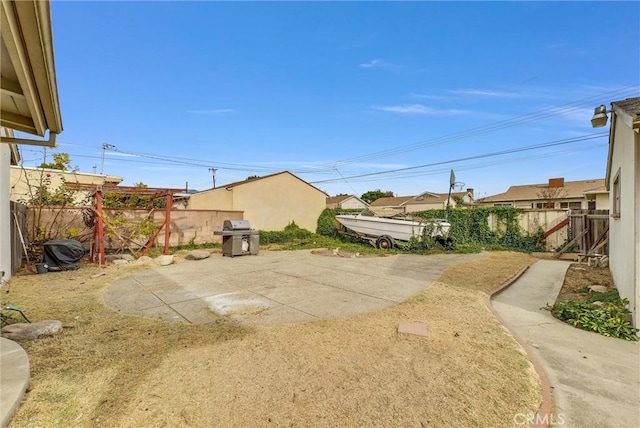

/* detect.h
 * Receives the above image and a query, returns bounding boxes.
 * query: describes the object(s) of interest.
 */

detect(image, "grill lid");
[223,219,251,231]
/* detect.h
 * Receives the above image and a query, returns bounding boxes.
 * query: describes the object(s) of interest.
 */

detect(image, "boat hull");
[335,214,449,242]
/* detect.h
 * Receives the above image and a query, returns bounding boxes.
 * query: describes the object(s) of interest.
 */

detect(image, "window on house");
[560,201,582,209]
[588,201,596,210]
[612,170,621,218]
[533,202,555,209]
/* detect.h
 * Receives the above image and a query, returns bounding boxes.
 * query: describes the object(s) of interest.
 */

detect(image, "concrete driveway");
[105,250,485,325]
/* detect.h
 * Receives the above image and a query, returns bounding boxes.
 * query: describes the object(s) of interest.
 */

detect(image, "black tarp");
[43,239,86,270]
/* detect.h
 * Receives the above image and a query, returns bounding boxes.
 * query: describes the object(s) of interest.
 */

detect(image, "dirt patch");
[556,263,616,302]
[3,251,540,427]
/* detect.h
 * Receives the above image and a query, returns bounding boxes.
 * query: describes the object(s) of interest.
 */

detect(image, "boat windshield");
[359,208,376,217]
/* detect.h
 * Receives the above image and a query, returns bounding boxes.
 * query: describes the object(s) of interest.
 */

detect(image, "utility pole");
[209,168,217,188]
[100,143,116,174]
[446,169,455,217]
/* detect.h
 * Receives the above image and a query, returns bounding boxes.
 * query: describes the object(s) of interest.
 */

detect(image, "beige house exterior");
[188,171,328,232]
[604,97,640,328]
[1,0,64,283]
[478,178,607,210]
[370,190,474,215]
[10,165,123,205]
[326,194,368,210]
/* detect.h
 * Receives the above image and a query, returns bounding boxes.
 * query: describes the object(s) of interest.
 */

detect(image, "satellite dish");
[453,182,465,191]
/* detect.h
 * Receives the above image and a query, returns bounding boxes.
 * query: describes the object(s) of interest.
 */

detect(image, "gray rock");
[113,259,129,266]
[588,285,609,293]
[185,250,210,260]
[1,320,63,341]
[155,255,174,266]
[105,255,119,263]
[119,254,136,261]
[136,256,153,264]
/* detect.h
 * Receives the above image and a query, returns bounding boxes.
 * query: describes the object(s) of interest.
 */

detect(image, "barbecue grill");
[214,220,259,257]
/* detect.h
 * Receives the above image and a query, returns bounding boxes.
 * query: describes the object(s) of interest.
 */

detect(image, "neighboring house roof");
[326,195,351,204]
[370,196,414,207]
[198,171,328,196]
[606,97,640,188]
[326,194,367,205]
[404,191,470,205]
[480,178,605,203]
[582,185,608,196]
[372,190,471,207]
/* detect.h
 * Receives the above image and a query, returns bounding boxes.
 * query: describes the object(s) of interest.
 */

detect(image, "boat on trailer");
[335,209,451,249]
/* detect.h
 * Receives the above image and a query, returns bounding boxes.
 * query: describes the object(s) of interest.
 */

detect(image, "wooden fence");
[568,209,609,255]
[487,209,569,251]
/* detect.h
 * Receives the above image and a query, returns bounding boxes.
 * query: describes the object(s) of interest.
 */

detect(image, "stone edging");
[485,264,554,428]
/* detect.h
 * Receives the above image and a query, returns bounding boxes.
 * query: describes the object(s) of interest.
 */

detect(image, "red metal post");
[164,194,173,255]
[95,189,106,266]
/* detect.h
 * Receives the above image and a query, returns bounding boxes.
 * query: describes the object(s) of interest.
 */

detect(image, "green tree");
[361,189,394,204]
[39,152,72,171]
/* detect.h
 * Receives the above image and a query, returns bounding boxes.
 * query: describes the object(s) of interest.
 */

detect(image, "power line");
[29,84,636,181]
[307,84,638,169]
[310,132,608,184]
[340,142,607,184]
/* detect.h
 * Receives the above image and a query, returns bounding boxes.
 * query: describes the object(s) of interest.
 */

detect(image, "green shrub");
[416,207,544,252]
[547,299,639,341]
[260,222,315,244]
[316,208,339,237]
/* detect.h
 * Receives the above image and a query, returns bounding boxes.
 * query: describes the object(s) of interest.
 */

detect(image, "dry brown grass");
[4,251,540,427]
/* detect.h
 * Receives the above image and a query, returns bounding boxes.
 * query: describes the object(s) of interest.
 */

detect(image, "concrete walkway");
[0,338,29,428]
[493,260,640,428]
[105,250,485,325]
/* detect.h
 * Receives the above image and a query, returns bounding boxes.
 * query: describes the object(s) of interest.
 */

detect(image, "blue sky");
[18,1,640,199]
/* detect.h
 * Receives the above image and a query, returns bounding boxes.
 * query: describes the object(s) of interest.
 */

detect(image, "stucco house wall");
[188,171,327,232]
[0,136,11,283]
[404,200,448,212]
[338,197,367,210]
[595,193,609,210]
[10,165,123,205]
[326,195,367,210]
[607,101,639,328]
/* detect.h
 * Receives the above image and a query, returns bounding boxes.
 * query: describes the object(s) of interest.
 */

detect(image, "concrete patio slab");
[105,250,486,325]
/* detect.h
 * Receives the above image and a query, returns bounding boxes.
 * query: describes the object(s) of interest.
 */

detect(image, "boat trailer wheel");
[376,235,394,249]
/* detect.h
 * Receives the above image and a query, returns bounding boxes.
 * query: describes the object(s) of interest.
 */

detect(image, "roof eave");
[0,0,63,138]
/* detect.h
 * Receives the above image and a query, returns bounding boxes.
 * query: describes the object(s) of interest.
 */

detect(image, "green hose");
[4,306,31,323]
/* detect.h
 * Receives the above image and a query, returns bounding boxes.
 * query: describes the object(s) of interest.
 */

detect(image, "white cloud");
[372,104,469,115]
[544,106,594,123]
[449,88,519,98]
[187,109,234,115]
[359,59,384,68]
[409,92,450,101]
[359,59,401,71]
